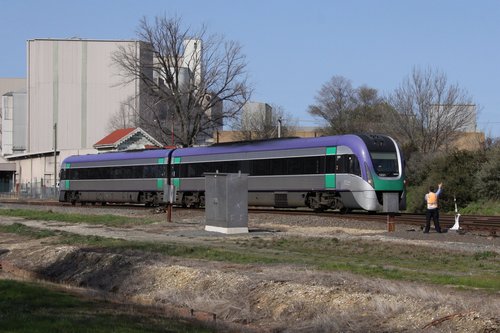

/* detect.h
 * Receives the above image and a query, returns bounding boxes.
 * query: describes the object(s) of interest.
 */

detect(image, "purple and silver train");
[59,134,406,212]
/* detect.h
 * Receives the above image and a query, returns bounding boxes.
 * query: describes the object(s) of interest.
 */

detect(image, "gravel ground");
[0,202,499,332]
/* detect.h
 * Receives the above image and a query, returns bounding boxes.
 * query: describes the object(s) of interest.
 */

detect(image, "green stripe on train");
[326,147,337,155]
[325,174,336,189]
[373,178,404,191]
[157,179,164,190]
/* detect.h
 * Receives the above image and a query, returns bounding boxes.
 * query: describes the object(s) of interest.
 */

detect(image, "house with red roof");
[93,128,163,152]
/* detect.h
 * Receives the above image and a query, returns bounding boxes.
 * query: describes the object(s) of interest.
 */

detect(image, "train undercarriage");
[60,189,392,213]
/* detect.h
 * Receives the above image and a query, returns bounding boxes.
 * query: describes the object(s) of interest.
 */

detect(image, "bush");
[404,150,486,213]
[475,146,500,200]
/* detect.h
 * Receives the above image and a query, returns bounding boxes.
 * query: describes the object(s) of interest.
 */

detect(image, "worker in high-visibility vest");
[424,183,443,233]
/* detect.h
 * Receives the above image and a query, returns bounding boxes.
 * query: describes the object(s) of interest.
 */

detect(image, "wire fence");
[0,181,59,200]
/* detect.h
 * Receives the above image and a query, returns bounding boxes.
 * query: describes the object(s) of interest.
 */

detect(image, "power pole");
[53,122,57,198]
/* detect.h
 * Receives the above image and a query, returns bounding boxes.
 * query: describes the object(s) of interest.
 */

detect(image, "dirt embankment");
[0,207,499,332]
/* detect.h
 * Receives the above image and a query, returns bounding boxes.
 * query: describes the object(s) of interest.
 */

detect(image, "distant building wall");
[0,78,26,155]
[12,91,27,153]
[243,102,272,125]
[1,91,28,155]
[27,39,143,153]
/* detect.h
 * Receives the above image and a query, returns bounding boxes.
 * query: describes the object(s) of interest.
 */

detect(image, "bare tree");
[107,96,140,132]
[308,76,392,135]
[308,76,355,134]
[112,15,251,147]
[231,104,297,140]
[388,67,476,153]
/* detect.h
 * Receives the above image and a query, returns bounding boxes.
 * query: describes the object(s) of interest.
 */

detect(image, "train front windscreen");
[369,152,399,177]
[358,134,400,178]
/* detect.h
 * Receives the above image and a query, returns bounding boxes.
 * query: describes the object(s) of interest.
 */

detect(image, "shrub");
[475,146,500,200]
[404,150,486,213]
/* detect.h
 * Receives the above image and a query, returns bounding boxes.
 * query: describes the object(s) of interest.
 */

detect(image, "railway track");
[249,209,500,236]
[356,212,500,234]
[1,198,498,235]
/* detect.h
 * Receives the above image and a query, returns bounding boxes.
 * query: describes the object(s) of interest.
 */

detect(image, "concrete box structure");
[204,173,248,234]
[382,192,400,213]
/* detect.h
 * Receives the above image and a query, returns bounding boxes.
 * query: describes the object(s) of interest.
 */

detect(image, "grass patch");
[0,208,154,227]
[460,200,500,216]
[0,279,215,333]
[0,223,58,239]
[1,223,499,292]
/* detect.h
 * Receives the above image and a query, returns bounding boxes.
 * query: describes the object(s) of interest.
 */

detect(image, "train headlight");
[365,163,374,188]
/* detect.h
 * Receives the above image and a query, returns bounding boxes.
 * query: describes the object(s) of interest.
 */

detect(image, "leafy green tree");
[407,150,486,213]
[475,146,500,200]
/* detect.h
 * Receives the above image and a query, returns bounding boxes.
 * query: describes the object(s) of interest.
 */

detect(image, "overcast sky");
[1,0,499,137]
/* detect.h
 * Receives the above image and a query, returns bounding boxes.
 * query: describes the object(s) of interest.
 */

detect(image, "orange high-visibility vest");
[427,192,438,209]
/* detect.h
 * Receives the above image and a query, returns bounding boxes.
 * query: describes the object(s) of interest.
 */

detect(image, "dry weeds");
[0,206,499,332]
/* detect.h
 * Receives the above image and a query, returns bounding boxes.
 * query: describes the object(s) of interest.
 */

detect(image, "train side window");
[239,160,250,174]
[252,159,270,175]
[350,155,361,176]
[326,156,335,173]
[159,165,166,178]
[303,156,322,174]
[143,165,154,178]
[103,167,111,179]
[172,164,180,177]
[287,158,302,175]
[335,156,345,173]
[270,158,285,175]
[336,155,361,176]
[187,164,197,177]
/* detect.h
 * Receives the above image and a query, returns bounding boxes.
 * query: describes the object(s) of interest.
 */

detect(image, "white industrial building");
[0,78,26,154]
[27,38,147,153]
[2,91,27,155]
[0,78,26,192]
[1,38,221,197]
[0,39,151,195]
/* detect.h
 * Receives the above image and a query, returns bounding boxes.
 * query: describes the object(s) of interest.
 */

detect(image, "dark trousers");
[425,208,441,233]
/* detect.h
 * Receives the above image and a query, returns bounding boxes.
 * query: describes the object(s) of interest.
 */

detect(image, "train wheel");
[339,207,352,214]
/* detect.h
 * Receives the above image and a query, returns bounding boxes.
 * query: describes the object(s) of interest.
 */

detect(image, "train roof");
[62,149,172,164]
[173,134,369,157]
[60,134,396,164]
